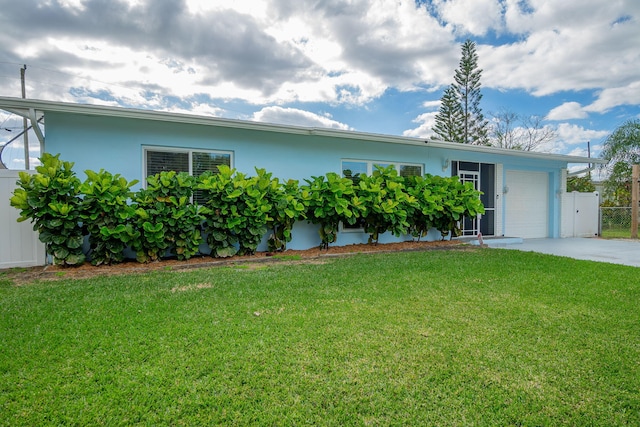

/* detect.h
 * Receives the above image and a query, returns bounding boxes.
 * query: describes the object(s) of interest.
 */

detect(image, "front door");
[453,162,496,236]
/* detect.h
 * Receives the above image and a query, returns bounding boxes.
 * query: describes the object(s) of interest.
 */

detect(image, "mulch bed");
[2,239,474,285]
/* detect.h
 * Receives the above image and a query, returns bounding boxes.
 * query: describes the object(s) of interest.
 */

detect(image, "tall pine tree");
[432,86,464,143]
[434,39,489,145]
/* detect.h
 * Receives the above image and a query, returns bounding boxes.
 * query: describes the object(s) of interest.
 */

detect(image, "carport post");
[632,164,639,239]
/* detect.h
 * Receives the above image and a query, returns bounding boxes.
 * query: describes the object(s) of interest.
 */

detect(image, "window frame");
[142,146,234,185]
[341,159,424,178]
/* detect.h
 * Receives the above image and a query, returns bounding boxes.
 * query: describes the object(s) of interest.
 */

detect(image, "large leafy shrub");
[11,154,487,264]
[132,171,204,262]
[197,167,239,258]
[9,153,85,266]
[425,175,485,239]
[198,166,273,257]
[405,174,446,241]
[354,165,417,244]
[301,173,358,249]
[235,169,274,255]
[260,172,306,253]
[80,170,139,265]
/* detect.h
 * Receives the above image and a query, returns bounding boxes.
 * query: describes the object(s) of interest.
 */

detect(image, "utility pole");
[632,164,639,239]
[21,64,30,170]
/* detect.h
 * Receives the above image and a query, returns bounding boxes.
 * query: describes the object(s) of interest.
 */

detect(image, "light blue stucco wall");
[46,112,442,184]
[421,145,566,239]
[44,112,568,249]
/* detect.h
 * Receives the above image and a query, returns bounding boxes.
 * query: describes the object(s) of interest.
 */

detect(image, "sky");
[0,0,639,173]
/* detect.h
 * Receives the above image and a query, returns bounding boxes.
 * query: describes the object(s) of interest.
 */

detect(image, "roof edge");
[0,97,605,164]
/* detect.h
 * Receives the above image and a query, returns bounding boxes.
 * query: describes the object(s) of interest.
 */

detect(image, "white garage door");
[505,171,549,238]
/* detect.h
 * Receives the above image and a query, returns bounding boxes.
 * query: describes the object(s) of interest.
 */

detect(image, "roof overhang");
[0,97,606,165]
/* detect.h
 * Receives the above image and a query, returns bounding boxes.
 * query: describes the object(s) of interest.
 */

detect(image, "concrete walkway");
[503,237,640,267]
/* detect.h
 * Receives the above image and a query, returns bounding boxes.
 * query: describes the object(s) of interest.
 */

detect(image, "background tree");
[600,119,640,206]
[489,108,556,151]
[602,162,632,206]
[432,86,464,143]
[433,39,489,145]
[566,175,596,193]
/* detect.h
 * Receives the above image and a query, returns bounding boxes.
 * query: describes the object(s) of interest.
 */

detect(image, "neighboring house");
[0,97,606,251]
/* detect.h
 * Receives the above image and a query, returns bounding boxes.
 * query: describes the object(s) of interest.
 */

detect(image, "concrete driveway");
[504,237,640,267]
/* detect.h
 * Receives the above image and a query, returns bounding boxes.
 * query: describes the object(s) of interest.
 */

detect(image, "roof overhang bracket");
[28,108,45,151]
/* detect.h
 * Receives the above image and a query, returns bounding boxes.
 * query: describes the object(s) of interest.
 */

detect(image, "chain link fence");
[600,207,639,238]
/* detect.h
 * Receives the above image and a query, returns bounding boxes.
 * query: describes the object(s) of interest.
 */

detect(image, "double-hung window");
[143,147,233,203]
[341,159,423,231]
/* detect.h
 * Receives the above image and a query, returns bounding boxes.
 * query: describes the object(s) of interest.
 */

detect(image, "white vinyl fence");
[0,170,46,268]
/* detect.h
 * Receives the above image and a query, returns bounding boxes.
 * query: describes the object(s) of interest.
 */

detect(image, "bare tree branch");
[488,109,556,151]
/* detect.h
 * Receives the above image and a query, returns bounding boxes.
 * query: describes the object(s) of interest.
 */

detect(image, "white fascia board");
[0,97,311,136]
[424,138,608,164]
[0,97,605,164]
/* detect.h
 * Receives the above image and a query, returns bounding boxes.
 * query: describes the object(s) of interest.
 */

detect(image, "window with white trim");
[342,160,423,180]
[144,147,233,203]
[145,147,232,178]
[341,159,423,231]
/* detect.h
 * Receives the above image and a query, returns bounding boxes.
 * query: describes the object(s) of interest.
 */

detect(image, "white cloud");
[250,106,352,129]
[0,0,638,168]
[546,102,588,121]
[184,0,268,17]
[585,81,640,114]
[3,0,637,113]
[158,103,225,118]
[432,0,503,36]
[531,123,609,157]
[555,123,610,145]
[403,112,438,139]
[484,0,640,100]
[422,100,441,110]
[566,147,592,158]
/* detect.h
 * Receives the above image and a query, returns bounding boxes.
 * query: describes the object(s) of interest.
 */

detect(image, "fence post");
[632,165,639,239]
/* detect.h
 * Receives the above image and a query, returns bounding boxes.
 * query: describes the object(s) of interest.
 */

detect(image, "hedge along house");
[0,97,605,251]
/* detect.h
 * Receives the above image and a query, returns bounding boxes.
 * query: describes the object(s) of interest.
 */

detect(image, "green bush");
[301,173,358,249]
[260,172,306,253]
[354,165,417,244]
[132,171,204,262]
[405,174,446,241]
[10,153,86,266]
[235,169,274,256]
[429,175,485,239]
[197,167,239,258]
[80,170,139,265]
[566,175,596,193]
[198,166,273,257]
[12,154,487,263]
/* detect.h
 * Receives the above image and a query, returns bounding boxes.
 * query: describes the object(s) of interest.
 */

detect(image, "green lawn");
[601,227,637,239]
[1,249,639,426]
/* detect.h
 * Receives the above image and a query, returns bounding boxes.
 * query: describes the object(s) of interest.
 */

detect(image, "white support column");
[28,108,45,154]
[560,168,567,193]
